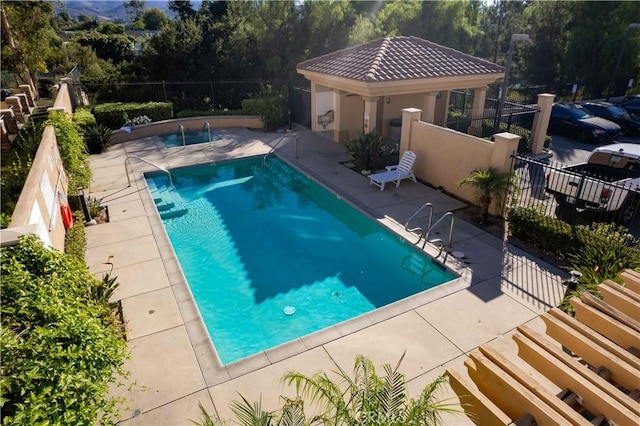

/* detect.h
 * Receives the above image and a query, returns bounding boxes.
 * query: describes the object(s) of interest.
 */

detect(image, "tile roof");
[297,36,504,82]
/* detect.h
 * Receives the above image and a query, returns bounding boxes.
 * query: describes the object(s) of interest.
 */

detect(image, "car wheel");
[577,129,590,142]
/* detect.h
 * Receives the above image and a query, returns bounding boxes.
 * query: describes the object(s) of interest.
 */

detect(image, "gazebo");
[297,36,505,142]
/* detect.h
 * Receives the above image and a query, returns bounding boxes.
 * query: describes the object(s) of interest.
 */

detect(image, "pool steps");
[148,179,189,220]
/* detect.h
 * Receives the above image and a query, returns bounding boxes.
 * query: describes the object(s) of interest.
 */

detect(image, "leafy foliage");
[457,167,511,223]
[64,211,86,263]
[83,124,114,154]
[344,130,386,173]
[241,92,287,131]
[507,207,640,311]
[72,108,97,130]
[193,354,456,425]
[0,235,128,425]
[92,102,173,129]
[46,111,91,191]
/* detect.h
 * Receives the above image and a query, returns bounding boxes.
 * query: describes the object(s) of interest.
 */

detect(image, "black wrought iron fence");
[82,80,287,112]
[508,154,639,233]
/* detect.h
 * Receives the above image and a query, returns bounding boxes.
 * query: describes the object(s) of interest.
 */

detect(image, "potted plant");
[344,130,386,174]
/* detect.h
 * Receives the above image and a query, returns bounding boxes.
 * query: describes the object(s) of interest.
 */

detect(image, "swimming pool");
[159,129,218,147]
[146,156,456,364]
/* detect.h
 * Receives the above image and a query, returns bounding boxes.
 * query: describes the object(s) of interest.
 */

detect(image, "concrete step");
[156,202,176,212]
[160,208,188,220]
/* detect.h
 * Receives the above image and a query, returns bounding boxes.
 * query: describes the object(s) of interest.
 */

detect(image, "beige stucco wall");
[109,116,264,145]
[401,108,519,216]
[51,82,73,114]
[380,93,425,137]
[7,126,69,251]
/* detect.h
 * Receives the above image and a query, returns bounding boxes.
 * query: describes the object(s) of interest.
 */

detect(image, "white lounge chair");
[369,150,417,191]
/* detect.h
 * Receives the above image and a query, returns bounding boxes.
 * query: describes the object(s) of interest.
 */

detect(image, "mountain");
[56,1,202,21]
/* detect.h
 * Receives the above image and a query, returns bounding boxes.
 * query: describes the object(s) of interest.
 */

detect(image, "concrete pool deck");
[85,127,568,424]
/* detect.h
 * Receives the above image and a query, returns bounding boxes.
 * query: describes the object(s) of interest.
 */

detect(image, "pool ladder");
[125,155,174,187]
[179,125,186,148]
[263,135,298,168]
[203,122,211,142]
[405,202,455,258]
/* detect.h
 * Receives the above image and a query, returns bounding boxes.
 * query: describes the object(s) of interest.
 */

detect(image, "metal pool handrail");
[125,155,173,187]
[179,124,186,148]
[263,135,298,168]
[405,202,434,244]
[204,122,211,142]
[422,212,455,250]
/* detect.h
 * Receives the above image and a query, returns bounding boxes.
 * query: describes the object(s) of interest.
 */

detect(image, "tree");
[123,0,146,23]
[168,0,196,20]
[1,0,59,89]
[142,7,168,30]
[457,167,511,224]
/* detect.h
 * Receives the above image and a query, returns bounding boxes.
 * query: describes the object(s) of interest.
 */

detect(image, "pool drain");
[332,291,342,297]
[283,306,296,316]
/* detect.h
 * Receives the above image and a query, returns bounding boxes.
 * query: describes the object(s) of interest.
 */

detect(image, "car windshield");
[606,105,627,117]
[571,107,593,119]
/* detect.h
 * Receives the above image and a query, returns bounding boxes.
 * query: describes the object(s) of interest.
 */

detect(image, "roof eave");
[297,69,505,97]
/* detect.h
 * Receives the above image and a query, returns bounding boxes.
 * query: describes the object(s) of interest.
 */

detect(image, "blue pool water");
[146,157,456,364]
[160,129,218,147]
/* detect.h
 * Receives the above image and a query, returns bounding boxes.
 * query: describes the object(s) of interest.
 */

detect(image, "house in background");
[297,36,505,143]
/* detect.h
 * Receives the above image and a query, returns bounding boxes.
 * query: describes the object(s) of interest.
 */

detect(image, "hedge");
[0,235,128,425]
[241,95,286,131]
[92,102,173,129]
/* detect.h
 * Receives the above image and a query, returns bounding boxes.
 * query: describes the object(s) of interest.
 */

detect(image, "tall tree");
[141,7,168,30]
[123,0,146,23]
[168,0,196,20]
[1,0,59,91]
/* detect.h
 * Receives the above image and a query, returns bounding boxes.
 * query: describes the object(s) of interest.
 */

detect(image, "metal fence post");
[162,80,167,102]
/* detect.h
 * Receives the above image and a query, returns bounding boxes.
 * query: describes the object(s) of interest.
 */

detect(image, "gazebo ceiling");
[297,36,505,96]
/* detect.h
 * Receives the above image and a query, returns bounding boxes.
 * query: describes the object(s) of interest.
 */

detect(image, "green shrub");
[1,154,33,214]
[175,109,244,118]
[47,111,91,191]
[64,211,86,263]
[0,235,128,425]
[72,108,97,130]
[344,130,387,172]
[507,206,580,259]
[241,95,286,131]
[92,102,173,129]
[0,212,12,229]
[83,124,113,154]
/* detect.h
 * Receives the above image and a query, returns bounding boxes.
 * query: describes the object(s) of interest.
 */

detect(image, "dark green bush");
[507,206,580,260]
[83,124,113,154]
[0,212,12,229]
[92,102,173,129]
[0,235,128,425]
[64,211,86,263]
[241,95,286,131]
[175,109,244,118]
[47,111,91,191]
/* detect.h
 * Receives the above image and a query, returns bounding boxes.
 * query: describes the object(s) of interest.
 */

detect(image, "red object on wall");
[61,203,73,229]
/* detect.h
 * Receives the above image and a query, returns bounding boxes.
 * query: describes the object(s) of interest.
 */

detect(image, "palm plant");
[192,354,458,426]
[282,353,457,425]
[457,167,511,224]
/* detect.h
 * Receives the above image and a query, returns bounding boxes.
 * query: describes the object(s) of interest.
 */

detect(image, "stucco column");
[362,96,380,133]
[422,92,438,123]
[490,132,520,174]
[400,108,422,153]
[529,93,555,154]
[310,81,317,132]
[468,86,487,136]
[434,90,450,125]
[332,89,342,142]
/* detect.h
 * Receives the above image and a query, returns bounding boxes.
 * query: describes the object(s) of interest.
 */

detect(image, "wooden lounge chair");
[369,150,417,191]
